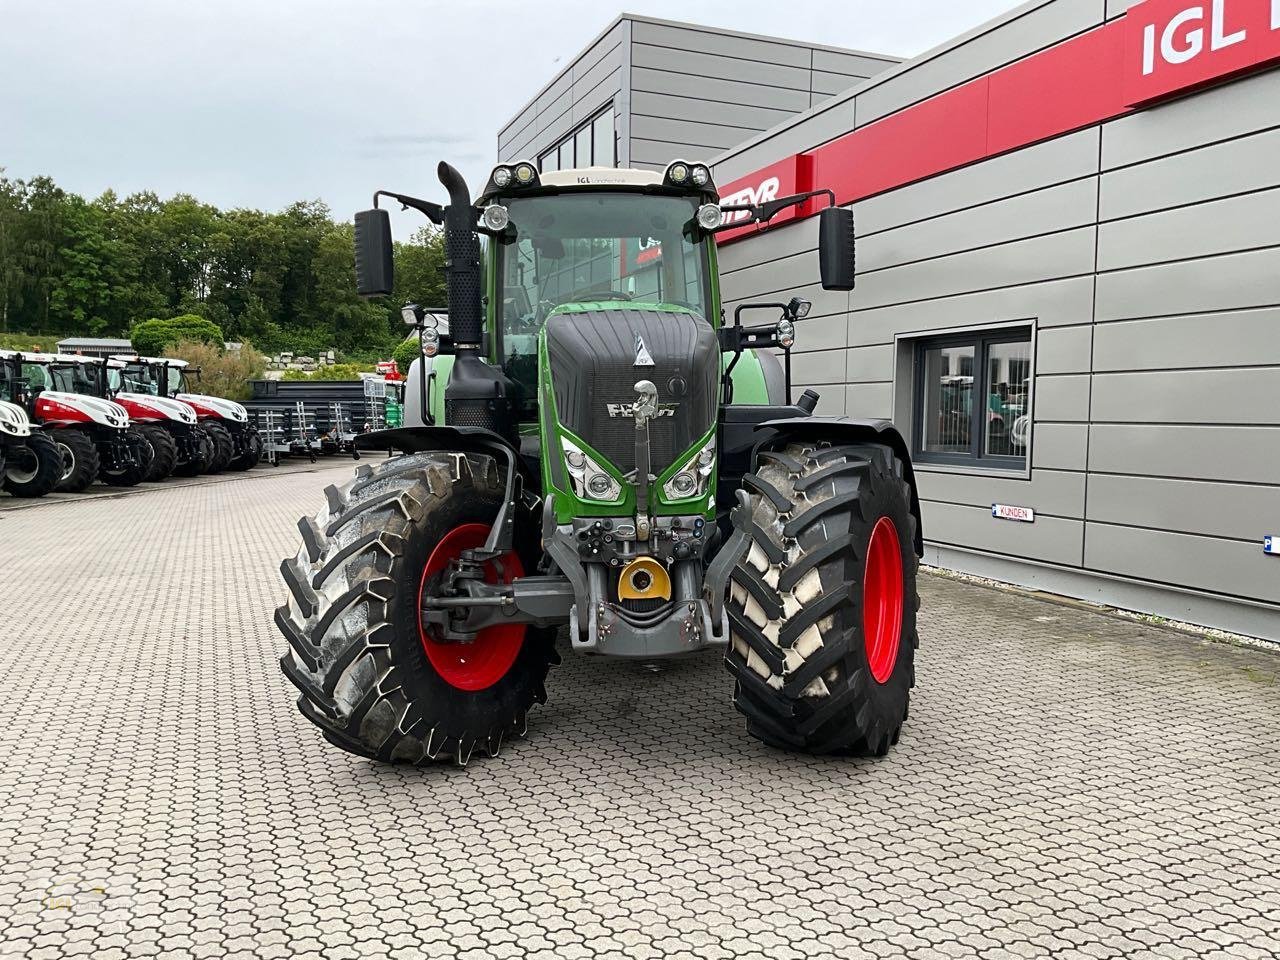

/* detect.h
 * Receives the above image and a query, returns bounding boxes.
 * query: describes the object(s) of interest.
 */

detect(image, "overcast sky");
[1,0,1012,233]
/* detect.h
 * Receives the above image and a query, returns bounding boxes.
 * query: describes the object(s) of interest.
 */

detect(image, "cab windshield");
[114,362,162,395]
[49,362,103,395]
[498,191,712,358]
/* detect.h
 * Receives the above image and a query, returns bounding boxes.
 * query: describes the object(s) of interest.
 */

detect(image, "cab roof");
[478,162,718,204]
[111,354,188,368]
[0,349,100,365]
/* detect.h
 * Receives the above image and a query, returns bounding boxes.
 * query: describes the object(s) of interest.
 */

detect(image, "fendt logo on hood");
[606,403,676,419]
[634,334,655,367]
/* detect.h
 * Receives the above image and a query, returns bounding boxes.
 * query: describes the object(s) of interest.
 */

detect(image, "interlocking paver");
[0,459,1278,959]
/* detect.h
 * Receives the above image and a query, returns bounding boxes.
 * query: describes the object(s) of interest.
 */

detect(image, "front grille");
[588,368,682,472]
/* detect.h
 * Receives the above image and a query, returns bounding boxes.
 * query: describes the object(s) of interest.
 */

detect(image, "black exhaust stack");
[437,161,516,441]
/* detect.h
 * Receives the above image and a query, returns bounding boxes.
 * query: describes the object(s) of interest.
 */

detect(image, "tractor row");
[0,350,262,498]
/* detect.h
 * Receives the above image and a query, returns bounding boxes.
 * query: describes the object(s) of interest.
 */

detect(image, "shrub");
[131,314,224,356]
[0,333,59,352]
[280,363,371,382]
[391,337,422,374]
[162,339,267,402]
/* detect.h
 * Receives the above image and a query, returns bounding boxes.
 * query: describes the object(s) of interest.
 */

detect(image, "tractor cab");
[110,356,187,397]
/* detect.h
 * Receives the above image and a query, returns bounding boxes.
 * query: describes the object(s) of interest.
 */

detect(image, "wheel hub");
[417,523,526,691]
[863,516,904,684]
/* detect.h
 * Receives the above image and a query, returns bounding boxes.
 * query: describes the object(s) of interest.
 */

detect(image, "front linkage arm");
[420,575,575,642]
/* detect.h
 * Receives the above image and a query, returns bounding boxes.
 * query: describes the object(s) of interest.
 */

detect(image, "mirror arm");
[374,190,445,225]
[713,189,837,233]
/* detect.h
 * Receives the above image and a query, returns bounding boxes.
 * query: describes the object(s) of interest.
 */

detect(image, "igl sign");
[1124,0,1280,104]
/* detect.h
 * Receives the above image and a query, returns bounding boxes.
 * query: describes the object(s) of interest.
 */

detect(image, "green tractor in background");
[276,159,923,765]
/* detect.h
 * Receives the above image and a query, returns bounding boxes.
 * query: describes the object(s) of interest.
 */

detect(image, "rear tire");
[140,425,177,481]
[2,432,63,498]
[203,421,234,473]
[54,428,99,493]
[276,451,557,766]
[726,441,919,756]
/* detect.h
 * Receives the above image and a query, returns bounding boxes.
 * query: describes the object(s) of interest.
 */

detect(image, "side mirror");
[354,208,395,297]
[818,206,856,291]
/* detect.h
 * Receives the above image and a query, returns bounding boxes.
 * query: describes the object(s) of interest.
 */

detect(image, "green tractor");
[276,160,923,765]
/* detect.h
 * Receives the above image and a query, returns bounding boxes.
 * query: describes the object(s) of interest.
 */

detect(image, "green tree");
[0,173,448,355]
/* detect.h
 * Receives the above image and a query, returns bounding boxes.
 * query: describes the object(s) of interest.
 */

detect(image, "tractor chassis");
[361,425,750,659]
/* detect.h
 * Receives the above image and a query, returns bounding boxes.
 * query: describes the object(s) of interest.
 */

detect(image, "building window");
[913,328,1032,468]
[538,105,615,172]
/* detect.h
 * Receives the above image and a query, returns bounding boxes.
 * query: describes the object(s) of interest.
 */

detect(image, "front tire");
[203,421,234,473]
[54,428,99,493]
[139,425,178,481]
[726,442,919,756]
[98,428,151,487]
[2,432,63,498]
[228,426,261,471]
[173,426,211,476]
[276,451,557,765]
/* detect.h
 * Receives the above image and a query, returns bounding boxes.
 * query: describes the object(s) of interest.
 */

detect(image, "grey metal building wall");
[710,0,1280,640]
[496,16,899,171]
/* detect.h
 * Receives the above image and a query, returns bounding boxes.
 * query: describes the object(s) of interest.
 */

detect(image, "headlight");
[696,203,722,230]
[690,164,711,187]
[492,166,513,188]
[663,436,716,501]
[561,437,621,502]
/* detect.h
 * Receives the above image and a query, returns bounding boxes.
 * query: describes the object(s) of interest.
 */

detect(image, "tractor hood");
[35,391,130,430]
[175,393,248,423]
[543,306,718,478]
[114,393,198,425]
[0,399,32,438]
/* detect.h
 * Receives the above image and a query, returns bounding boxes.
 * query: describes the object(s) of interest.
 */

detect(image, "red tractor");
[0,350,151,490]
[108,357,216,477]
[113,355,261,471]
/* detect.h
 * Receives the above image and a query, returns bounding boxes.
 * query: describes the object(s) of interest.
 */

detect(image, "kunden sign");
[1124,0,1280,104]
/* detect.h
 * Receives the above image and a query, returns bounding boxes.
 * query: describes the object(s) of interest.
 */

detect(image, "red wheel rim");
[863,516,904,684]
[417,523,525,691]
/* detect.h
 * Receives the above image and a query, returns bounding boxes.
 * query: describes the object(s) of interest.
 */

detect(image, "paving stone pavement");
[0,459,1278,960]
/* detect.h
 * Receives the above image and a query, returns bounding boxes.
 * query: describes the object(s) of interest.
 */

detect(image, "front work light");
[482,204,510,231]
[514,162,536,184]
[401,303,422,326]
[690,164,711,187]
[776,318,796,349]
[421,327,440,357]
[492,166,513,188]
[696,203,723,230]
[667,162,689,184]
[788,297,812,319]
